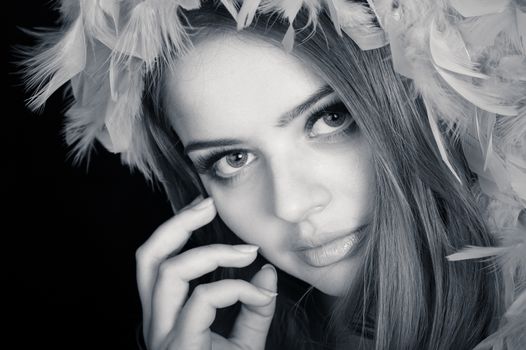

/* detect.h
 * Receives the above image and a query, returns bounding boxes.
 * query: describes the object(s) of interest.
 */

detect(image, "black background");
[7,2,173,348]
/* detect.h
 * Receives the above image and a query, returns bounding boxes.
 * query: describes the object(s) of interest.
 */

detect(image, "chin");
[307,256,360,297]
[314,281,349,296]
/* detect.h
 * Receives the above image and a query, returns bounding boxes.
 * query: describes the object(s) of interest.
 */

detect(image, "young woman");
[20,1,525,349]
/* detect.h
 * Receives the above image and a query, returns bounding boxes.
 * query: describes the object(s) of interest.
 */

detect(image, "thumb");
[229,264,278,349]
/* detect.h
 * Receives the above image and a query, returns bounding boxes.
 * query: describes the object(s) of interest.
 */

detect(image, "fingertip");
[191,194,204,205]
[192,197,214,210]
[167,197,216,233]
[256,287,278,298]
[261,264,277,282]
[261,263,276,273]
[189,198,217,222]
[178,194,204,212]
[250,263,277,294]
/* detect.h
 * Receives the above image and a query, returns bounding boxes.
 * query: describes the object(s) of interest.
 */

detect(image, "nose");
[269,155,332,223]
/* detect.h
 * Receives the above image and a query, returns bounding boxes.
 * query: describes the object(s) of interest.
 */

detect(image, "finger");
[229,264,278,349]
[136,196,215,339]
[148,244,259,349]
[169,279,277,348]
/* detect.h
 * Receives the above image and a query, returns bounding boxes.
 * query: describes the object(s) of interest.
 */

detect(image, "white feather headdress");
[20,1,526,348]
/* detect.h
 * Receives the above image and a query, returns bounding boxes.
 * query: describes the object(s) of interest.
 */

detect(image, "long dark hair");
[136,4,503,349]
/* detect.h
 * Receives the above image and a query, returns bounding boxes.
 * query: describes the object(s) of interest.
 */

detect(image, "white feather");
[387,25,414,79]
[237,0,262,30]
[104,59,144,153]
[59,0,81,22]
[324,0,343,36]
[365,0,383,28]
[457,8,512,49]
[342,27,388,50]
[446,246,511,261]
[518,6,526,54]
[120,117,156,181]
[434,66,520,116]
[176,0,201,10]
[424,99,463,183]
[508,289,526,315]
[339,1,387,50]
[473,109,496,172]
[81,0,119,49]
[98,0,120,30]
[153,0,193,61]
[462,111,514,195]
[258,0,312,50]
[63,40,113,163]
[112,2,161,67]
[26,15,86,110]
[283,24,296,52]
[220,0,240,18]
[449,0,512,17]
[447,219,526,350]
[508,156,526,201]
[429,20,487,78]
[495,55,526,80]
[259,0,306,21]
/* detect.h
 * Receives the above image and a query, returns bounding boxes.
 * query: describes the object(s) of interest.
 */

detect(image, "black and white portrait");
[7,1,526,349]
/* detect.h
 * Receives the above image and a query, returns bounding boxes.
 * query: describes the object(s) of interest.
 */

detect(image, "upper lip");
[294,224,369,250]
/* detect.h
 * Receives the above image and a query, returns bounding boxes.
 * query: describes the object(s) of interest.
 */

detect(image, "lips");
[295,225,368,267]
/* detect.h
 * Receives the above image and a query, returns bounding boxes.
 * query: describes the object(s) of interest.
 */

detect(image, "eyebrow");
[184,84,334,154]
[274,84,334,127]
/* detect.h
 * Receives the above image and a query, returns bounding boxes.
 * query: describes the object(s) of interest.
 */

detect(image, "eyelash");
[192,101,357,185]
[305,101,357,140]
[193,149,253,186]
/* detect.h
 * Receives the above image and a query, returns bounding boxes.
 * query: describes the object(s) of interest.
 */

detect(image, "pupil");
[324,113,345,127]
[226,152,247,168]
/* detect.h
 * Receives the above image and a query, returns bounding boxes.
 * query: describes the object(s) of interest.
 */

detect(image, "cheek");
[204,185,275,246]
[315,140,375,217]
[200,137,375,245]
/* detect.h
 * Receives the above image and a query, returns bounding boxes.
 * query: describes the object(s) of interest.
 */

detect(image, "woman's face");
[165,33,375,296]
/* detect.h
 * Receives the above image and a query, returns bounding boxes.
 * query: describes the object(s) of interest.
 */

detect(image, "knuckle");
[233,279,249,288]
[232,278,245,286]
[157,260,169,276]
[192,284,210,300]
[204,244,224,254]
[170,209,193,226]
[135,244,148,264]
[158,259,178,278]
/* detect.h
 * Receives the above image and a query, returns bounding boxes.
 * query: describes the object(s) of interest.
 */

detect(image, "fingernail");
[260,264,276,273]
[257,287,278,298]
[192,197,214,210]
[232,244,259,253]
[190,195,204,206]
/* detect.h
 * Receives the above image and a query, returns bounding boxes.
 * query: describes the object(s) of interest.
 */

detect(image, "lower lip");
[297,230,363,267]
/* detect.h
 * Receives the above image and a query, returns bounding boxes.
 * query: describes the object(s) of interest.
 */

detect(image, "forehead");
[163,33,326,145]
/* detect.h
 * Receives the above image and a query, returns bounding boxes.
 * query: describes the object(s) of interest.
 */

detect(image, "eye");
[308,111,354,138]
[214,151,256,177]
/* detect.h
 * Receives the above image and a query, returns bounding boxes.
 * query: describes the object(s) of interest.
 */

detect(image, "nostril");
[300,204,326,221]
[271,166,332,222]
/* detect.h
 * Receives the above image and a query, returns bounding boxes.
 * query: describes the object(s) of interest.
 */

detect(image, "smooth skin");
[166,33,374,295]
[136,195,278,350]
[137,33,375,349]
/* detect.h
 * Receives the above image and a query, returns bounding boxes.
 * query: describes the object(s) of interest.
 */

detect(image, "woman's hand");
[136,195,278,350]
